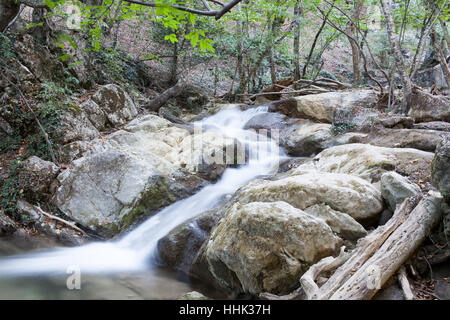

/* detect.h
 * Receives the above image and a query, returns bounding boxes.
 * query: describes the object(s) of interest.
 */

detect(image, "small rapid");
[0,106,286,278]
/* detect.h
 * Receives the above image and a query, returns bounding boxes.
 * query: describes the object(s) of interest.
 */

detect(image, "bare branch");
[123,0,241,20]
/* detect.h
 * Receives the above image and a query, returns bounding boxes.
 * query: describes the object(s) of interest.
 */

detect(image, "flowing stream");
[0,106,287,299]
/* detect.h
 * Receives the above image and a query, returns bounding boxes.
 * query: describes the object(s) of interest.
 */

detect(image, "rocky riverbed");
[0,85,449,300]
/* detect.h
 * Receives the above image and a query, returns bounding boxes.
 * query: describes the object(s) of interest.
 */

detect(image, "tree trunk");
[169,40,179,86]
[431,26,450,88]
[293,0,302,82]
[0,0,20,32]
[346,0,363,85]
[439,18,450,54]
[236,19,246,95]
[379,0,412,113]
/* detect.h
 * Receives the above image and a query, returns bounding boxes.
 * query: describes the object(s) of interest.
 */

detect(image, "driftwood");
[143,79,186,112]
[295,77,351,90]
[300,246,350,300]
[307,193,442,300]
[264,193,443,300]
[35,203,87,236]
[259,246,350,301]
[18,199,86,236]
[238,87,330,99]
[398,266,415,300]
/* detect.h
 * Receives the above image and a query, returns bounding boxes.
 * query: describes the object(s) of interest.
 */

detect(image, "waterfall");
[0,106,286,277]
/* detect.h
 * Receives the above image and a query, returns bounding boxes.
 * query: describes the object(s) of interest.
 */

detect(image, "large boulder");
[380,171,421,211]
[291,144,435,183]
[55,148,189,237]
[269,90,378,123]
[238,171,383,221]
[432,138,450,203]
[205,201,341,295]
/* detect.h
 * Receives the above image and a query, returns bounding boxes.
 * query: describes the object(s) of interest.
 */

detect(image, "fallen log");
[143,79,186,112]
[237,88,330,99]
[398,266,415,300]
[305,193,442,300]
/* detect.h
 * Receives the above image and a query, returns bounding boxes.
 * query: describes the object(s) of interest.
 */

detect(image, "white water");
[0,106,286,277]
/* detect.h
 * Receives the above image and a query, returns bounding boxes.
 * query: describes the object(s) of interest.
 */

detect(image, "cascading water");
[0,106,286,288]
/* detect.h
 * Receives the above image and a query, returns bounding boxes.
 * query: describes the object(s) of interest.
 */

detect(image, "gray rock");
[80,99,107,131]
[177,291,209,300]
[304,204,367,241]
[412,121,450,131]
[280,121,334,156]
[408,91,450,122]
[55,110,100,144]
[0,212,16,235]
[243,112,290,132]
[55,148,189,237]
[239,170,383,221]
[271,90,378,123]
[291,143,434,182]
[91,84,138,126]
[22,156,60,194]
[205,201,342,295]
[381,172,421,211]
[360,128,449,152]
[432,137,450,203]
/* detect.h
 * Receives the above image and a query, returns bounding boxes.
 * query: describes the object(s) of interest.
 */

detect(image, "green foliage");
[331,122,356,135]
[0,160,23,214]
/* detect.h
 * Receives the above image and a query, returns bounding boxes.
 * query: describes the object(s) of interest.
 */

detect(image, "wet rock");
[239,171,383,221]
[90,84,138,126]
[280,121,333,156]
[291,143,434,182]
[205,201,341,295]
[432,137,450,203]
[380,172,421,211]
[243,112,290,132]
[157,209,222,273]
[270,90,378,123]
